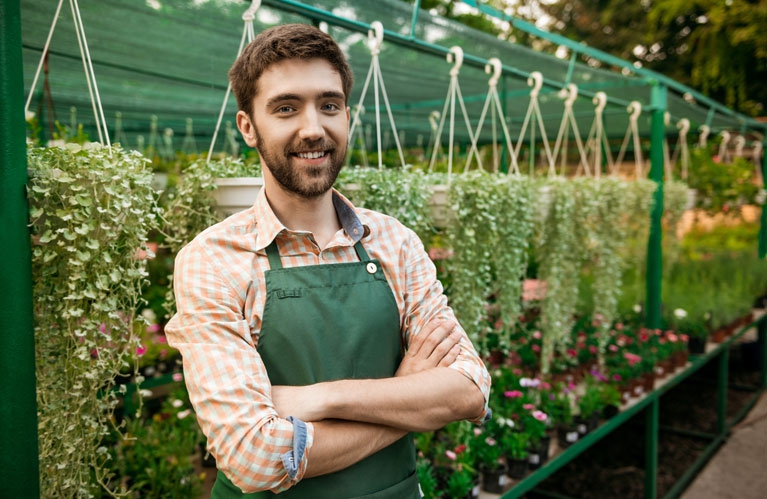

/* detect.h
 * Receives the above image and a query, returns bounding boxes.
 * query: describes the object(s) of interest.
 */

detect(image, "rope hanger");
[613,101,644,178]
[26,0,111,153]
[514,72,555,176]
[464,58,520,175]
[207,0,260,163]
[428,46,481,182]
[551,84,590,177]
[348,21,406,170]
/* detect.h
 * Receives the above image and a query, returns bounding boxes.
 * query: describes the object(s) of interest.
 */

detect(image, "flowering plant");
[470,421,504,471]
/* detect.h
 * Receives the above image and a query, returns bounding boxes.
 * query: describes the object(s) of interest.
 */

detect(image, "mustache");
[285,139,337,154]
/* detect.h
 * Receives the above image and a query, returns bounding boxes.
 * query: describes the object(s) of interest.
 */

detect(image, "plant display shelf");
[493,312,767,499]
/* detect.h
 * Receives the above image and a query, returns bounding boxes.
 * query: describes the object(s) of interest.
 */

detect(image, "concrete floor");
[680,389,767,499]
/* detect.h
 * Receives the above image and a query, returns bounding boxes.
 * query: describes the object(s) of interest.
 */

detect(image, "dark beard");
[254,128,346,198]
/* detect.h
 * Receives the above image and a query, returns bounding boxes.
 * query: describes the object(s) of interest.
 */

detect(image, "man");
[165,23,491,498]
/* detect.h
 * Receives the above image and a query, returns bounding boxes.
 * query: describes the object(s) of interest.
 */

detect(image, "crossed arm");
[271,319,486,478]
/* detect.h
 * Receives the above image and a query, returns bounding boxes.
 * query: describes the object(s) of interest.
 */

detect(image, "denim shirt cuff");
[280,416,308,480]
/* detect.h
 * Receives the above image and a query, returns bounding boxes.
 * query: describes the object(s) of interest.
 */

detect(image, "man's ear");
[236,110,258,148]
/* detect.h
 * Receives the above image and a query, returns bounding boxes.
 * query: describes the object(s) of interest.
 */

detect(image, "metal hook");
[593,92,607,114]
[677,118,690,136]
[664,111,671,126]
[562,83,578,108]
[720,130,731,144]
[368,21,384,55]
[446,46,464,77]
[485,58,502,87]
[429,110,440,131]
[627,101,642,122]
[527,71,543,98]
[699,125,710,147]
[242,0,261,21]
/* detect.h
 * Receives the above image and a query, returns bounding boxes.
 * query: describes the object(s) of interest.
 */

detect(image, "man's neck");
[264,183,341,250]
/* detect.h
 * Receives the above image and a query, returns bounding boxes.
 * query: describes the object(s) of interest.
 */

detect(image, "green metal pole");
[645,83,666,329]
[758,139,767,258]
[716,349,729,435]
[409,0,422,38]
[0,0,41,497]
[644,398,659,499]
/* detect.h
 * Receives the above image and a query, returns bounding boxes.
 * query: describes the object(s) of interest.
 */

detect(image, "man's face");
[236,58,350,199]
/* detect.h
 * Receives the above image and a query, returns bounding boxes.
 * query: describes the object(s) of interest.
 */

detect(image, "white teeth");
[297,151,325,159]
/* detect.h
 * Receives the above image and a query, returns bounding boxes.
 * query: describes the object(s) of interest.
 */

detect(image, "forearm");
[303,420,406,478]
[324,367,485,432]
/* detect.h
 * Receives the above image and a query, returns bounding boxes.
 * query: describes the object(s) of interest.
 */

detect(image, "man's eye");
[323,103,341,111]
[277,106,294,113]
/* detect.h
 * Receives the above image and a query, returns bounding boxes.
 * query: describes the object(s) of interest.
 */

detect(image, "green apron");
[211,240,420,498]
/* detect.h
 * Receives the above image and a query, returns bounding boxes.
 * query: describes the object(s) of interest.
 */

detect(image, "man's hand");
[395,319,461,377]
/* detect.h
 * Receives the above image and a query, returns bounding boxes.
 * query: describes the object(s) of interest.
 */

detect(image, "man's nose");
[297,108,325,141]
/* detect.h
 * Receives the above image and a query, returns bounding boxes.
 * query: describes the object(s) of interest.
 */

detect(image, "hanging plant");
[27,142,161,496]
[335,166,435,244]
[663,179,692,271]
[442,171,534,355]
[534,178,582,374]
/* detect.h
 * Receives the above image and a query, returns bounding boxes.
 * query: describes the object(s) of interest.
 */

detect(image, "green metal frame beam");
[0,1,40,497]
[645,83,666,329]
[458,0,767,135]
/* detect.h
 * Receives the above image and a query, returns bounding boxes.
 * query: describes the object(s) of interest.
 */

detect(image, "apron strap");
[265,240,283,270]
[265,239,370,270]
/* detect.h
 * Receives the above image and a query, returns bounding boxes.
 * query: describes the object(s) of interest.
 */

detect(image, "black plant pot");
[688,335,707,354]
[506,457,529,479]
[480,463,508,494]
[556,424,579,449]
[199,443,217,468]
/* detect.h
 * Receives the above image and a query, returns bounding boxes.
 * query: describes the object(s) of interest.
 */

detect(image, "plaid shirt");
[165,188,491,493]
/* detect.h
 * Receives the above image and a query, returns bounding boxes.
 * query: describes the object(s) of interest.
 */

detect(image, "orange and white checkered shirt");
[165,187,491,493]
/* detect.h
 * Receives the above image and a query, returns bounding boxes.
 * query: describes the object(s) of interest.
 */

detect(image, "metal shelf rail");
[499,312,767,499]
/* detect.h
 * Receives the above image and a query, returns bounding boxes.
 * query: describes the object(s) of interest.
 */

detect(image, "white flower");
[177,409,192,420]
[633,304,642,314]
[171,399,183,408]
[139,389,153,398]
[673,308,687,319]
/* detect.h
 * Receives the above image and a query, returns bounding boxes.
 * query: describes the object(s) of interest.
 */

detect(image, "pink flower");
[485,437,496,446]
[147,323,161,333]
[172,373,183,382]
[474,428,482,436]
[532,344,541,352]
[609,344,618,352]
[623,352,642,366]
[155,334,167,343]
[567,348,577,358]
[523,403,535,410]
[540,381,551,390]
[445,450,457,461]
[588,345,598,354]
[505,390,524,398]
[615,323,624,331]
[532,330,542,340]
[532,410,548,422]
[136,345,147,356]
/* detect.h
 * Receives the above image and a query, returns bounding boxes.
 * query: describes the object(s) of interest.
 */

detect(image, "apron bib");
[211,240,419,499]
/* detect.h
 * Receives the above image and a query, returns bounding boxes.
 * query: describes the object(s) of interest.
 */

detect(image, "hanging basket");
[213,177,264,217]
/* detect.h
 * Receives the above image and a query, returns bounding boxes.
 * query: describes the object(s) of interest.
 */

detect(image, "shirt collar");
[254,187,368,252]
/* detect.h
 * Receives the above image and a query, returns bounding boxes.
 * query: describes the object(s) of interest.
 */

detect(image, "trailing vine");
[663,179,692,271]
[443,171,534,355]
[534,178,581,374]
[27,143,160,496]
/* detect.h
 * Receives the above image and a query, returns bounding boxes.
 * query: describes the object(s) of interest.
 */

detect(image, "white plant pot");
[213,177,264,217]
[428,184,453,228]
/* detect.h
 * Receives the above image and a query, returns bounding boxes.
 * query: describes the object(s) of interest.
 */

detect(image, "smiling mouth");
[294,151,327,159]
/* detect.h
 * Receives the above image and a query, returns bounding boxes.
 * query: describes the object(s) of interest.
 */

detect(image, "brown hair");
[229,23,354,117]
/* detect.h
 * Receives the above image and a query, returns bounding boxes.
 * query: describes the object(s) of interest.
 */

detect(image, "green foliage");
[109,385,204,498]
[160,157,260,316]
[685,147,763,215]
[335,166,435,244]
[27,142,161,496]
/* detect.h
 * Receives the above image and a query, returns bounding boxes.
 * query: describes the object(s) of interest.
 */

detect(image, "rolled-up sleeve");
[165,242,313,493]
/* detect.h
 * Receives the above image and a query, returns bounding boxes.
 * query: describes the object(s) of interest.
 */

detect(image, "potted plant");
[470,422,508,494]
[501,430,530,479]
